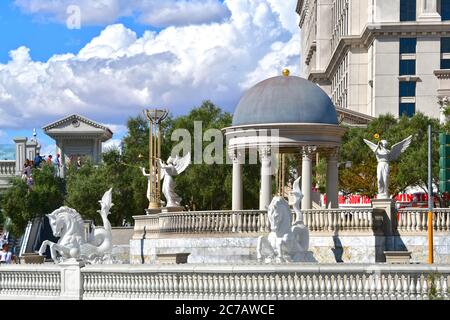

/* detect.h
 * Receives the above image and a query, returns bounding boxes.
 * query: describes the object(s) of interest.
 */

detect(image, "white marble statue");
[141,166,156,204]
[257,177,315,263]
[363,135,412,199]
[159,152,191,207]
[39,188,114,264]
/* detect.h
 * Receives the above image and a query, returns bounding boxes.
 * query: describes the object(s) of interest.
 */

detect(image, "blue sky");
[0,1,154,63]
[0,0,300,158]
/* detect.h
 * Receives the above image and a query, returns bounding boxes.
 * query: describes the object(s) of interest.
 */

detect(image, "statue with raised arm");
[141,166,155,203]
[363,135,412,199]
[159,152,191,207]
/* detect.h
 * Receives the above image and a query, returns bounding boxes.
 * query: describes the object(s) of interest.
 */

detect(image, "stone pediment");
[43,114,113,141]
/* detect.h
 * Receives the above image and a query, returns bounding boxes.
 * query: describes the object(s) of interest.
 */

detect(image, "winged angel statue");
[363,136,413,199]
[141,153,191,207]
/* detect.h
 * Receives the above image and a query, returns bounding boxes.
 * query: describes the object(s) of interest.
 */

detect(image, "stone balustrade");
[1,263,449,300]
[0,265,61,299]
[302,209,383,233]
[0,160,15,176]
[135,208,383,238]
[81,264,450,300]
[158,210,268,235]
[397,209,450,233]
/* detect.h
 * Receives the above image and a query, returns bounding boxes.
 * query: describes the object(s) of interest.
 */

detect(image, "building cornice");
[305,41,316,66]
[435,69,450,79]
[308,22,450,82]
[296,0,309,27]
[335,107,374,126]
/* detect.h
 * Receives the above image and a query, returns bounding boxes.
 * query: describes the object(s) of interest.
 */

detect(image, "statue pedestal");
[145,208,162,215]
[59,259,85,300]
[161,206,185,213]
[371,198,396,236]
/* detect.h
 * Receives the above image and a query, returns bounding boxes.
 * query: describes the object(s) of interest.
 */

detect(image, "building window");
[400,81,416,97]
[399,81,416,117]
[441,0,450,20]
[399,103,416,117]
[400,0,416,21]
[399,38,416,75]
[400,38,416,54]
[400,60,416,75]
[442,37,450,69]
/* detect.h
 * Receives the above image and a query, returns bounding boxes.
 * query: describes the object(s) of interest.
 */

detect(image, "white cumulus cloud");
[1,0,300,132]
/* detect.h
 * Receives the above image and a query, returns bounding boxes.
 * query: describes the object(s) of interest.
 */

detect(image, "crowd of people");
[21,153,83,187]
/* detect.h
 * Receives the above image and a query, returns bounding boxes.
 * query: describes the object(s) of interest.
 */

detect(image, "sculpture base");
[156,253,190,264]
[161,206,185,213]
[145,208,162,215]
[371,198,396,236]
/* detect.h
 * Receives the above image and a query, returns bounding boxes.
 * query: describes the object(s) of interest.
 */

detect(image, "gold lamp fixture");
[144,108,169,209]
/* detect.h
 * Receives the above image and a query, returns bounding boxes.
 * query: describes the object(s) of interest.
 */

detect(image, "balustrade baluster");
[402,275,409,300]
[415,274,422,301]
[319,274,327,299]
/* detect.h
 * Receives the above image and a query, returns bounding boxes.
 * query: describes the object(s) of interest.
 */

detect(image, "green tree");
[162,100,260,210]
[1,165,65,236]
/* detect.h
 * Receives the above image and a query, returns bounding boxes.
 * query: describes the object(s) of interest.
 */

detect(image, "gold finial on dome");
[282,68,290,77]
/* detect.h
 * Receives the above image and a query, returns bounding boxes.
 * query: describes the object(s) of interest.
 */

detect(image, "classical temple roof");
[42,114,113,142]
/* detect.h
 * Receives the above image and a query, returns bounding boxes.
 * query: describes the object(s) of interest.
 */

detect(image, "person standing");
[34,152,43,168]
[0,243,13,264]
[47,155,53,166]
[53,154,61,177]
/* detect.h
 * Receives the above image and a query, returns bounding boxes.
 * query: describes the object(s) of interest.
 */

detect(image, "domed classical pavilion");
[225,71,347,211]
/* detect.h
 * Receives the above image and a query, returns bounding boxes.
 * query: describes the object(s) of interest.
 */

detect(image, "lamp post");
[428,124,434,264]
[144,108,168,210]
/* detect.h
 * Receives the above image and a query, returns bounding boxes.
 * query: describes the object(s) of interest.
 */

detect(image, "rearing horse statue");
[39,188,114,263]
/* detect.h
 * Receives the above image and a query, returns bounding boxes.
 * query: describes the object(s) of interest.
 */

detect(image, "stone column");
[98,139,103,163]
[301,146,315,210]
[13,137,27,175]
[418,0,441,21]
[58,140,66,178]
[92,138,99,164]
[326,148,339,209]
[231,149,243,210]
[259,147,273,210]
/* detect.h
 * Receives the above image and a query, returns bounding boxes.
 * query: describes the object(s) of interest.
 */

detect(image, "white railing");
[158,210,268,235]
[397,209,450,233]
[0,160,15,176]
[1,263,449,300]
[82,264,449,300]
[138,209,383,237]
[0,265,61,299]
[298,209,382,233]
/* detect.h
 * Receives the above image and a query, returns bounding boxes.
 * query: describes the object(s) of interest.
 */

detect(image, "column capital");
[258,146,272,161]
[439,96,450,107]
[325,147,340,160]
[228,149,245,164]
[302,146,317,158]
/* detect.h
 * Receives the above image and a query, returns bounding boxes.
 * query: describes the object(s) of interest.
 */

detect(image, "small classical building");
[43,114,113,177]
